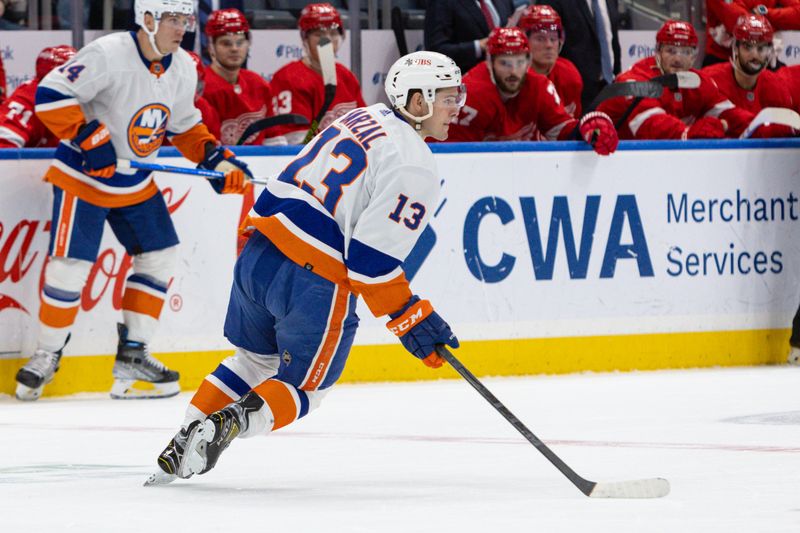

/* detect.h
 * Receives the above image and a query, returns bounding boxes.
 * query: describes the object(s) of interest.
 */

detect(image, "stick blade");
[317,37,337,86]
[143,470,177,487]
[588,477,670,499]
[674,71,701,89]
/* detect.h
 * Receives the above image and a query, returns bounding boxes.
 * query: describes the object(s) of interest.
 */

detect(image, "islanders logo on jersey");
[127,103,170,157]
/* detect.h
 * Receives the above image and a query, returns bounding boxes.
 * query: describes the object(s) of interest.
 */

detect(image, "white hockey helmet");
[135,0,196,56]
[385,51,464,126]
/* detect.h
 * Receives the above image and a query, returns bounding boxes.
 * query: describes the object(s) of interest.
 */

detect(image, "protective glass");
[529,30,562,46]
[738,41,773,61]
[160,12,196,32]
[436,84,467,108]
[660,45,697,57]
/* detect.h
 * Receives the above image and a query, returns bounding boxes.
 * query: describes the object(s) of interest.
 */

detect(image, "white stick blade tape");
[589,477,670,499]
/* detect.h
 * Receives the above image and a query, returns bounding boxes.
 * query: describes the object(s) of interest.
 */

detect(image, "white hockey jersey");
[248,104,440,317]
[35,31,215,208]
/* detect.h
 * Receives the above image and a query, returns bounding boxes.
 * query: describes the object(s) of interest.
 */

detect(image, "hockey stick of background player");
[739,107,800,139]
[302,37,338,144]
[583,71,701,116]
[391,7,409,56]
[435,345,671,499]
[118,159,268,185]
[613,72,701,129]
[235,113,310,145]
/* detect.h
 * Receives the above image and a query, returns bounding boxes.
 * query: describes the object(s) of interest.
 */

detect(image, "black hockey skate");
[144,420,201,486]
[181,392,264,478]
[111,323,180,399]
[15,334,71,401]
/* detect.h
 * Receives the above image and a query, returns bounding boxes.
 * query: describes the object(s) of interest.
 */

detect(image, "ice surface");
[2,366,799,532]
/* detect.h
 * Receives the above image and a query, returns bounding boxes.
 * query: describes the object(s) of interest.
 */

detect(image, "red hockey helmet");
[734,14,774,43]
[518,5,564,41]
[656,20,699,48]
[36,45,77,80]
[298,3,344,36]
[205,8,250,38]
[487,27,530,56]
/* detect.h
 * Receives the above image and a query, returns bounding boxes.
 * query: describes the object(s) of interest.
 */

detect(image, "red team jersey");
[203,66,272,145]
[547,57,583,118]
[779,65,800,114]
[706,0,800,61]
[269,60,366,140]
[702,62,793,113]
[598,56,753,139]
[195,95,221,140]
[447,61,576,142]
[0,80,58,148]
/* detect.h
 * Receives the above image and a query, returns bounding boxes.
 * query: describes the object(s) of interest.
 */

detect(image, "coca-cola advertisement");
[0,154,262,362]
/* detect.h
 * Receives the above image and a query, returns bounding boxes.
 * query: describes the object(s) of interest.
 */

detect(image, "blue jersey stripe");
[346,237,402,280]
[254,189,345,253]
[35,86,76,106]
[212,364,252,397]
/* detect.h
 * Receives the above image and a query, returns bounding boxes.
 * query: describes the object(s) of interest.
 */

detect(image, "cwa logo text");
[463,195,653,283]
[628,44,655,59]
[275,44,303,59]
[786,45,800,59]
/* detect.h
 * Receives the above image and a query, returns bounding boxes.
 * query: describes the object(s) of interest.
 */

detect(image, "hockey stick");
[118,160,268,186]
[739,107,800,139]
[584,71,701,115]
[235,113,309,145]
[435,346,670,499]
[611,72,702,130]
[391,7,409,56]
[302,37,338,144]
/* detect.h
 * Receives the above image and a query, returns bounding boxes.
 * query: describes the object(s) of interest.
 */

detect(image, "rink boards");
[1,140,798,396]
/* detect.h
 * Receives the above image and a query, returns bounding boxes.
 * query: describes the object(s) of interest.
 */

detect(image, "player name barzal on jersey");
[247,103,440,317]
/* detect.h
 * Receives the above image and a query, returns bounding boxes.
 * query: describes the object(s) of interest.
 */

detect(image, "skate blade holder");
[110,379,180,400]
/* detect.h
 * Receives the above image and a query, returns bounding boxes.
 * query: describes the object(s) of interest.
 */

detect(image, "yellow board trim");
[0,328,790,398]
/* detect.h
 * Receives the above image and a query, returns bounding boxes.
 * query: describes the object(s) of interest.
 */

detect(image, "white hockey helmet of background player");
[135,0,196,57]
[385,51,465,128]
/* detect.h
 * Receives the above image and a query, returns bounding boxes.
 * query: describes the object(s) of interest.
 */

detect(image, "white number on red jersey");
[457,105,478,127]
[5,101,33,126]
[272,90,292,115]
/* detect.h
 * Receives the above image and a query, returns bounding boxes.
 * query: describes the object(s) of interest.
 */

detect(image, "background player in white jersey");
[268,3,366,145]
[16,0,252,402]
[148,51,464,484]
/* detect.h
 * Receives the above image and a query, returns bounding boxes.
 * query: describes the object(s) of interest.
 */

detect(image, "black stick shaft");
[436,346,597,496]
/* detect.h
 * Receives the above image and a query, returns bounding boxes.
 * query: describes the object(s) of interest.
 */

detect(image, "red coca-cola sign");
[0,187,190,316]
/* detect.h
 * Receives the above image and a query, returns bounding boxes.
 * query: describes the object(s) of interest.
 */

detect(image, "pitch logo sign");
[628,43,656,59]
[127,103,170,157]
[785,45,800,59]
[372,72,388,86]
[275,44,303,59]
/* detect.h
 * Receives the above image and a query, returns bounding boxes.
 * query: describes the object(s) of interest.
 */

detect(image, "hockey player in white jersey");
[147,51,463,484]
[15,0,253,401]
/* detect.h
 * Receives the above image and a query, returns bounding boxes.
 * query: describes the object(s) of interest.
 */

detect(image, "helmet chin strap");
[398,101,433,131]
[144,19,166,58]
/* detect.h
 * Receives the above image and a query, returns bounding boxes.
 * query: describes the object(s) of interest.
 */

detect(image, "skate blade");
[144,470,178,486]
[110,379,180,400]
[180,419,216,478]
[15,382,44,402]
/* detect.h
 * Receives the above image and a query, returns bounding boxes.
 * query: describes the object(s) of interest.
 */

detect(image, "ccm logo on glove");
[387,300,433,336]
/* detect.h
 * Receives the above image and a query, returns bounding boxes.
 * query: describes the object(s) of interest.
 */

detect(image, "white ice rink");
[1,366,799,532]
